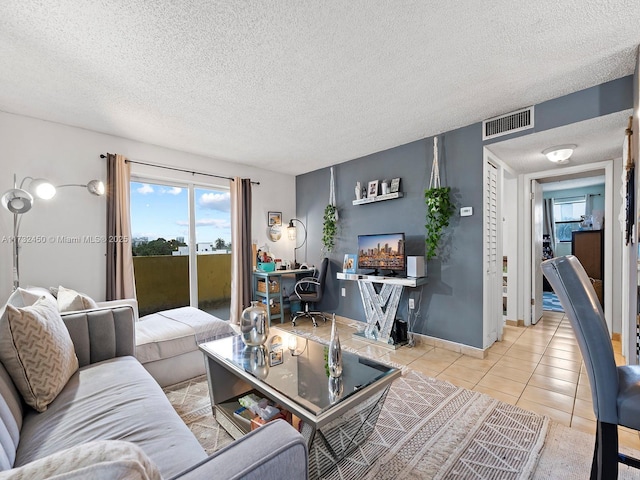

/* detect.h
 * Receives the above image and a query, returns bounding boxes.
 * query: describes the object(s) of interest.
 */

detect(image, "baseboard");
[333,314,487,359]
[506,319,525,327]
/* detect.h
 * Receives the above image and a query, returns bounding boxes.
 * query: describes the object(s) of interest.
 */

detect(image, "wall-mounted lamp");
[542,145,576,164]
[287,218,307,268]
[1,174,106,290]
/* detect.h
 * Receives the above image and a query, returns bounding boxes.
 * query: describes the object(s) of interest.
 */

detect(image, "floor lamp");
[1,174,105,290]
[287,218,307,269]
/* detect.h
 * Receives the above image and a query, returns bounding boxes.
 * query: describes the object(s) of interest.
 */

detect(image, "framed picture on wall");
[268,211,282,226]
[368,180,379,198]
[390,177,401,193]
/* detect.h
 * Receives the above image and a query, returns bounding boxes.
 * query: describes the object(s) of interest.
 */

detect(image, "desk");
[336,272,427,349]
[253,268,314,324]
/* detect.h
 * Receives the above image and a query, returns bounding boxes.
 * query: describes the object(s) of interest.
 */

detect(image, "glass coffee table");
[199,328,400,479]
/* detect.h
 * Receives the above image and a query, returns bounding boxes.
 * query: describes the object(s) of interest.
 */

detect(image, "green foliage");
[424,187,455,260]
[132,238,186,256]
[322,204,338,254]
[215,238,226,249]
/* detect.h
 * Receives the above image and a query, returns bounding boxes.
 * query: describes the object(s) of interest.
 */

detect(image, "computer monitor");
[357,233,405,276]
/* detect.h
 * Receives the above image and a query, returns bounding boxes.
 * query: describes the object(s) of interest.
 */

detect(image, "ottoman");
[135,306,235,387]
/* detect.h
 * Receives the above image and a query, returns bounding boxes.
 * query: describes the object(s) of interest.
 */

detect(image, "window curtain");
[585,193,593,220]
[543,198,556,252]
[106,153,136,300]
[230,177,252,324]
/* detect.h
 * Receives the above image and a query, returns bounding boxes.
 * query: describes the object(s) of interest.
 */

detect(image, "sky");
[130,181,231,244]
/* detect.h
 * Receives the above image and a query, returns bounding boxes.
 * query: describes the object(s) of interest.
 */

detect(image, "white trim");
[130,172,230,192]
[188,184,198,308]
[522,160,613,332]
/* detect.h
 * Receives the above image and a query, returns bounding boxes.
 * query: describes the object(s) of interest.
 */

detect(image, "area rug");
[165,370,548,479]
[542,291,563,312]
[533,422,640,479]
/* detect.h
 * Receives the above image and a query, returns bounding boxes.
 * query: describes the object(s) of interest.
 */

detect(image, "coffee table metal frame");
[199,332,400,479]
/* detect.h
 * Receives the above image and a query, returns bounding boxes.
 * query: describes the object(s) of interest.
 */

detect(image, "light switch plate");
[460,207,473,217]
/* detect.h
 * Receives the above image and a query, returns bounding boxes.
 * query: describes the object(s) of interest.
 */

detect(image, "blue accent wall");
[296,123,485,348]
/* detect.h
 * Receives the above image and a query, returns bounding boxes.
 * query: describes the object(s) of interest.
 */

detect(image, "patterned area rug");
[543,291,564,312]
[165,370,548,479]
[163,377,234,454]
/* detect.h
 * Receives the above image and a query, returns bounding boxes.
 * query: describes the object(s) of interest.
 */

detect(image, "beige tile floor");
[279,310,640,452]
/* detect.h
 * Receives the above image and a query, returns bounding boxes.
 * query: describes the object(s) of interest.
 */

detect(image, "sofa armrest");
[61,306,135,368]
[170,420,308,480]
[96,298,139,321]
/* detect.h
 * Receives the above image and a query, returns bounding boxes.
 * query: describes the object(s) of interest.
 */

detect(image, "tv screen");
[357,233,405,275]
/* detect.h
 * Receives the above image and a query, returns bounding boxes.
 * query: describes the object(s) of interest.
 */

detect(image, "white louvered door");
[484,161,502,343]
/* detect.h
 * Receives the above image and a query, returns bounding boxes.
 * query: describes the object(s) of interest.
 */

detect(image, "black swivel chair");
[290,258,329,327]
[541,255,640,480]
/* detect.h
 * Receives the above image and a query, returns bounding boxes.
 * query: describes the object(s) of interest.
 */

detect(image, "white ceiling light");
[542,145,576,164]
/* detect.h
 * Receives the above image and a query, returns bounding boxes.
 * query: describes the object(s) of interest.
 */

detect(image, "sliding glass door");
[130,180,231,318]
[194,186,231,319]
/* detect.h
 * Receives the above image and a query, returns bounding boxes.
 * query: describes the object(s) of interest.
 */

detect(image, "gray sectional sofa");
[0,290,308,479]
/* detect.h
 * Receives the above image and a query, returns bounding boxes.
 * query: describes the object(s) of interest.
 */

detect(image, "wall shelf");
[352,192,403,205]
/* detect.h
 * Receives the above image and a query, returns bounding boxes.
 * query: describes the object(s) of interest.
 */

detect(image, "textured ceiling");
[0,1,639,175]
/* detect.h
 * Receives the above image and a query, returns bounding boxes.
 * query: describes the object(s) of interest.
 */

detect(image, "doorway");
[535,175,607,320]
[523,161,614,333]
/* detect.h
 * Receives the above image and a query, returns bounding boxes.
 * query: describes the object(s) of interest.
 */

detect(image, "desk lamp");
[287,218,307,269]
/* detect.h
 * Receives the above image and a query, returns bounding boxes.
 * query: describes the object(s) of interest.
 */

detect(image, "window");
[553,196,586,242]
[130,180,231,318]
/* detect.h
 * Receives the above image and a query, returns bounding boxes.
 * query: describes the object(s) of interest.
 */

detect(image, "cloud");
[199,192,230,212]
[160,187,182,195]
[137,184,154,195]
[176,219,231,228]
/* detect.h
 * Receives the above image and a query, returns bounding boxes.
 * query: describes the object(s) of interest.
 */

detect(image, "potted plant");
[425,137,454,260]
[424,186,454,259]
[322,204,337,254]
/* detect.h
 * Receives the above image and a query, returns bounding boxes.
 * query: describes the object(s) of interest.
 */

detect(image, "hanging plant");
[322,204,337,254]
[425,187,454,259]
[322,167,339,255]
[425,136,455,260]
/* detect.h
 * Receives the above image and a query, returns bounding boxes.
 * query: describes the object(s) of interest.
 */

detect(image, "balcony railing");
[133,254,231,318]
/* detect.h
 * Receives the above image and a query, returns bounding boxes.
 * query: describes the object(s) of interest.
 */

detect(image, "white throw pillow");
[17,287,57,307]
[0,440,162,480]
[56,286,98,312]
[0,297,78,412]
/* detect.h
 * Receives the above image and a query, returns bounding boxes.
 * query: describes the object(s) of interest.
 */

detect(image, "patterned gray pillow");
[0,296,78,412]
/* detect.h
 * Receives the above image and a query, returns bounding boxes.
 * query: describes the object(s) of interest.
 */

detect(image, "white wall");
[0,111,296,301]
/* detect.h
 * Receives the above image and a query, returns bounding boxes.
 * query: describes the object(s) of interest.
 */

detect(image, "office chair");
[541,255,640,480]
[290,257,329,327]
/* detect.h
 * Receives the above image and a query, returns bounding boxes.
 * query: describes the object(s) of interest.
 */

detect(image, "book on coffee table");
[233,406,255,424]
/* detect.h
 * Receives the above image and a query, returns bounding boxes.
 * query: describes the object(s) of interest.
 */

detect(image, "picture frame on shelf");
[343,254,357,273]
[390,177,401,193]
[268,211,282,226]
[368,180,379,198]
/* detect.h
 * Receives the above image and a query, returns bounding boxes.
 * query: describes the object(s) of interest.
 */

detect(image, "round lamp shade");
[29,178,56,200]
[87,179,105,196]
[1,188,34,214]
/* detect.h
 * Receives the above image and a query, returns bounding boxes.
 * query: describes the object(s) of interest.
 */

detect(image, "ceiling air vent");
[482,106,534,141]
